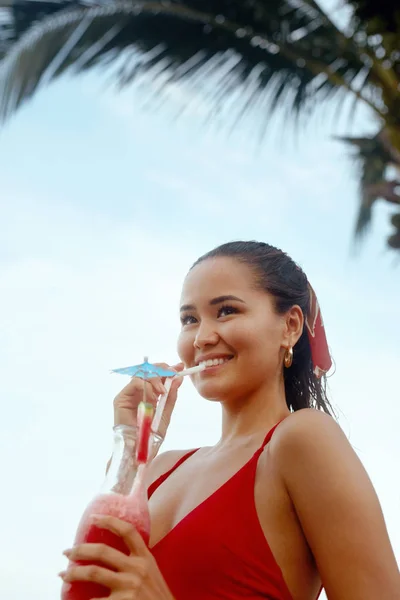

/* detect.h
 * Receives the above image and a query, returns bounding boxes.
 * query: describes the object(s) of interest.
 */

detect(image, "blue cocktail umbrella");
[111,356,176,379]
[111,356,176,406]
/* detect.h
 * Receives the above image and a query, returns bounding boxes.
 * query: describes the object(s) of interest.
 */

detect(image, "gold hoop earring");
[284,346,293,368]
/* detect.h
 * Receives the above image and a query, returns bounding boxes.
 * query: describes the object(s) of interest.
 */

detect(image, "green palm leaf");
[338,130,400,241]
[389,212,400,249]
[0,0,399,251]
[0,0,386,122]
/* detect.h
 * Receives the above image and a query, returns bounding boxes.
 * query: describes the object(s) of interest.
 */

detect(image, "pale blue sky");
[0,65,399,600]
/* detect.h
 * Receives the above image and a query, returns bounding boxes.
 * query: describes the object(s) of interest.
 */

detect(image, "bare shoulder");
[270,408,400,599]
[268,407,351,497]
[145,448,195,490]
[269,407,361,484]
[272,405,339,438]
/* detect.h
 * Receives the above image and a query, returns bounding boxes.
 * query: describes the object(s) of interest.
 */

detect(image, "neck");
[218,375,290,446]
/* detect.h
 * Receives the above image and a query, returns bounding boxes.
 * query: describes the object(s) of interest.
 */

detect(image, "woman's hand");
[113,362,184,440]
[60,514,175,600]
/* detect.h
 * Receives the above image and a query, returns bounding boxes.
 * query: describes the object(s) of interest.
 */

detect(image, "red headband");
[305,283,332,378]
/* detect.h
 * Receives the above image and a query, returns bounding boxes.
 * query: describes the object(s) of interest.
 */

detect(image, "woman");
[60,241,400,599]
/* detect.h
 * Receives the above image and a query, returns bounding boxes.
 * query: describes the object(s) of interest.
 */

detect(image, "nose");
[194,318,220,349]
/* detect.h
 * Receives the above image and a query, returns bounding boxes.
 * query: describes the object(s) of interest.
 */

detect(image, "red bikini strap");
[147,448,198,499]
[257,418,287,455]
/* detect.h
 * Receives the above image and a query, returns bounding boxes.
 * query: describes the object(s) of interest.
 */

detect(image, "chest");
[148,445,277,548]
[148,446,321,600]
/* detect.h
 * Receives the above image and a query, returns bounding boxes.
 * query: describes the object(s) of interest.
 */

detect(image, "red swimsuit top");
[148,421,323,600]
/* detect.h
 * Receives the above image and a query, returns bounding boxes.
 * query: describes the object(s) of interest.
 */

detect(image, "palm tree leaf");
[388,210,400,249]
[338,130,400,238]
[349,0,400,34]
[347,0,400,109]
[0,0,82,58]
[0,0,385,124]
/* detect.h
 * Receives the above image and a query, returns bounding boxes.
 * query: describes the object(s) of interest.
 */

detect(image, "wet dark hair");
[191,241,333,416]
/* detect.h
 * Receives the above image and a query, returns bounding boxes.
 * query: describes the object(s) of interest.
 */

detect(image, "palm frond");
[0,0,85,59]
[347,0,400,117]
[388,211,400,249]
[338,130,400,238]
[349,0,400,34]
[1,0,400,251]
[0,0,388,124]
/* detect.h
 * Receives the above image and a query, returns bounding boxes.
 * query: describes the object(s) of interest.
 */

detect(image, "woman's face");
[177,257,298,403]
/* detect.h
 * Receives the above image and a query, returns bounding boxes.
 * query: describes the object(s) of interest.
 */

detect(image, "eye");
[180,314,197,326]
[217,304,239,318]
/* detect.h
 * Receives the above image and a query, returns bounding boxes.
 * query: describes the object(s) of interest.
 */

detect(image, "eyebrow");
[180,295,246,312]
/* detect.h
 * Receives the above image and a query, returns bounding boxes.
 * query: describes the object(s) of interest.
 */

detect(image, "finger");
[156,376,183,439]
[59,564,123,587]
[139,363,182,393]
[89,594,128,600]
[90,592,135,600]
[63,544,132,572]
[142,380,162,407]
[149,378,167,397]
[117,377,159,401]
[115,379,158,409]
[114,383,159,427]
[119,375,145,396]
[153,362,178,388]
[148,363,183,401]
[136,363,172,396]
[162,376,183,416]
[91,515,148,557]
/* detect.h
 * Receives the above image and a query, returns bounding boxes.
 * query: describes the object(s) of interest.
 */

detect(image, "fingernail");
[91,514,104,524]
[63,549,72,557]
[58,571,67,579]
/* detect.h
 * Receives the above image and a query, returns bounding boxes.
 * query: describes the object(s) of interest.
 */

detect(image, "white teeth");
[199,357,231,368]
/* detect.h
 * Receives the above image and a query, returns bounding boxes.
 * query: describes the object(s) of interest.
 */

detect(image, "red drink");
[61,491,150,600]
[61,405,157,600]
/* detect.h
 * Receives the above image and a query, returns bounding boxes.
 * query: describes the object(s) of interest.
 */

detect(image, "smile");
[197,356,233,368]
